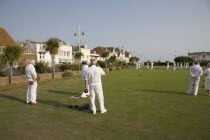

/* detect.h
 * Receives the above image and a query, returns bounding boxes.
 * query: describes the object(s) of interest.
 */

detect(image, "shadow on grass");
[37,99,92,114]
[139,89,208,96]
[37,99,69,108]
[47,90,80,95]
[0,94,26,103]
[138,89,186,95]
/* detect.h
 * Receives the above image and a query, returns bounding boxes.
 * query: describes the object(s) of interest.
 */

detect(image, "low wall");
[0,72,73,85]
[0,68,111,86]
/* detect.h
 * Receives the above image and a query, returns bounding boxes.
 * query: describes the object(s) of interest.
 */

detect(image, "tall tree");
[74,52,83,76]
[101,51,110,71]
[0,45,23,84]
[44,38,60,79]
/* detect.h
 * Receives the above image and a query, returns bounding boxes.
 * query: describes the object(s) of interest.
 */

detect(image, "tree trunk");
[9,64,12,84]
[105,58,107,72]
[52,56,55,79]
[77,59,80,76]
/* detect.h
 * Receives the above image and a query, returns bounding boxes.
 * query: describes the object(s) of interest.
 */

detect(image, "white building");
[23,38,73,66]
[72,44,91,63]
[188,52,210,61]
[91,46,132,62]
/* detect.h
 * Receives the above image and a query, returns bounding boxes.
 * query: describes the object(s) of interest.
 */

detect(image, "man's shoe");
[101,109,107,114]
[30,102,39,105]
[93,111,96,114]
[186,92,191,95]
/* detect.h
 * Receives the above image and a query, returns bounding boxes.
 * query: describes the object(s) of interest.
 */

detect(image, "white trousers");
[89,85,106,112]
[167,66,169,70]
[187,76,200,95]
[27,82,37,103]
[151,66,153,69]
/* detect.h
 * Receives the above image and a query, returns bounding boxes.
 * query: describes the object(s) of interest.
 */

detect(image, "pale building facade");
[23,39,72,66]
[72,44,91,63]
[188,52,210,61]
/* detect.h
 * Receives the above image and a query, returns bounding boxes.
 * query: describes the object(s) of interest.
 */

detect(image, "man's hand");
[193,76,197,79]
[32,74,37,82]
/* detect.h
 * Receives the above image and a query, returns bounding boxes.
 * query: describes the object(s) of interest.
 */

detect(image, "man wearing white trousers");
[173,62,176,70]
[147,62,150,70]
[167,62,170,70]
[186,61,203,96]
[25,60,38,105]
[151,62,154,69]
[136,63,139,69]
[86,58,107,114]
[81,61,90,98]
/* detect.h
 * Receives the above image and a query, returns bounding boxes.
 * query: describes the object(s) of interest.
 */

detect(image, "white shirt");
[25,64,37,81]
[204,68,210,78]
[82,65,89,80]
[190,64,203,77]
[151,63,154,66]
[86,65,105,86]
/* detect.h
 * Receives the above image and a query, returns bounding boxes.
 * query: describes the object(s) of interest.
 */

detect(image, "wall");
[0,68,110,85]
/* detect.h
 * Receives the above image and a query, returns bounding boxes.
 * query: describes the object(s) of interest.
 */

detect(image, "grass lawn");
[0,68,209,140]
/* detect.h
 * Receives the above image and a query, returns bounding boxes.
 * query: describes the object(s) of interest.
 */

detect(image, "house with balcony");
[23,38,72,66]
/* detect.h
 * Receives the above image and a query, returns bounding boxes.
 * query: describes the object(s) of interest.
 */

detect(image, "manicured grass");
[0,68,209,140]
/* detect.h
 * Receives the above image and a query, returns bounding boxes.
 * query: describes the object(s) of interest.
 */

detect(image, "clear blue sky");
[0,0,209,62]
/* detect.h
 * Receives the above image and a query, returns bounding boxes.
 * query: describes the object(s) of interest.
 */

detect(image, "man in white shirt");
[81,61,90,98]
[138,63,141,69]
[147,62,150,70]
[186,63,188,69]
[186,61,203,96]
[173,62,176,70]
[85,58,107,114]
[25,60,38,104]
[151,62,154,69]
[180,63,183,69]
[167,62,170,70]
[136,63,139,69]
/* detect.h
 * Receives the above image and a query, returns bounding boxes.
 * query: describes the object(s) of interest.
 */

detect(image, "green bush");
[0,71,6,77]
[109,68,113,71]
[116,67,120,70]
[62,72,74,77]
[71,64,79,71]
[35,62,48,74]
[37,74,40,81]
[60,64,71,71]
[97,61,106,68]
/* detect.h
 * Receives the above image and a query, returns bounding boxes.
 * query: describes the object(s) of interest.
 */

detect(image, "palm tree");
[44,38,60,79]
[0,45,23,84]
[74,52,83,76]
[101,51,110,71]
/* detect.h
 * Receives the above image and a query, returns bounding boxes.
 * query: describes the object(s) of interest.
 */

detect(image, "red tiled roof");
[0,27,16,46]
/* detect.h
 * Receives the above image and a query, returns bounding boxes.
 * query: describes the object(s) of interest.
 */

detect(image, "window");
[59,42,63,46]
[64,51,66,56]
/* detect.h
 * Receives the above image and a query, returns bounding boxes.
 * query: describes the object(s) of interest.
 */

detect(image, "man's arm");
[199,68,203,77]
[100,68,105,76]
[32,74,37,82]
[190,67,195,78]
